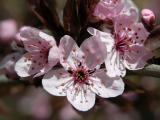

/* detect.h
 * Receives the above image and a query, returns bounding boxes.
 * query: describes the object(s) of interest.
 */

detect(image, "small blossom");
[42,35,124,111]
[141,9,156,27]
[0,19,18,43]
[88,13,153,77]
[15,27,59,77]
[0,41,23,79]
[93,0,138,22]
[0,52,22,79]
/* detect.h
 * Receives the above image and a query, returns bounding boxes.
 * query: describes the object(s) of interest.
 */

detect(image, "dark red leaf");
[63,0,80,39]
[27,0,65,40]
[77,0,100,26]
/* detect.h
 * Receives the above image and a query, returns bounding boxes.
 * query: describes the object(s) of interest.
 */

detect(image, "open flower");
[42,35,124,111]
[15,27,59,77]
[88,13,153,77]
[93,0,138,22]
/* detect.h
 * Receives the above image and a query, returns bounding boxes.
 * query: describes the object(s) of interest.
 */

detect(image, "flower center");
[115,34,131,55]
[72,66,89,84]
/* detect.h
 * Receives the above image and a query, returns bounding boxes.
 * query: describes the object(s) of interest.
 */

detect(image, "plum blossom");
[0,52,22,79]
[0,19,18,44]
[15,27,59,77]
[88,13,153,77]
[93,0,138,22]
[0,42,24,79]
[141,9,156,27]
[42,35,124,111]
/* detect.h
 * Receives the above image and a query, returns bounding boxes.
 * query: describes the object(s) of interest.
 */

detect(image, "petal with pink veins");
[90,69,124,98]
[34,63,55,78]
[121,0,138,20]
[67,84,96,111]
[15,53,47,77]
[48,46,59,67]
[87,27,114,52]
[19,26,56,45]
[42,69,72,96]
[59,35,76,69]
[34,46,60,77]
[114,14,149,45]
[59,35,85,70]
[114,12,137,34]
[19,27,56,53]
[131,23,149,45]
[93,0,124,20]
[105,50,126,77]
[80,36,107,69]
[124,45,153,70]
[93,0,138,21]
[15,26,59,77]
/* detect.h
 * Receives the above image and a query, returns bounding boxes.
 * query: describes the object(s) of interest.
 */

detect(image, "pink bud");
[0,19,18,43]
[141,9,156,27]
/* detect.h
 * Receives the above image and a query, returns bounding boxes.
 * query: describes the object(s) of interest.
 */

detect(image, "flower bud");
[141,9,156,27]
[0,19,18,43]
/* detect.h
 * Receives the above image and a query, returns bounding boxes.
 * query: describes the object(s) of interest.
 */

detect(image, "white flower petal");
[80,36,107,69]
[15,53,33,77]
[15,53,48,77]
[67,85,96,111]
[90,69,124,98]
[122,0,139,21]
[39,31,56,45]
[48,46,59,66]
[19,26,56,52]
[59,35,85,70]
[87,27,114,52]
[105,50,126,77]
[42,69,73,96]
[123,45,153,70]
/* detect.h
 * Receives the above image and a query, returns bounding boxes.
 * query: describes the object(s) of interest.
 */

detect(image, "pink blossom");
[88,13,153,77]
[0,52,21,79]
[0,41,24,79]
[93,0,138,22]
[141,9,156,27]
[15,27,59,77]
[0,19,18,43]
[42,35,124,111]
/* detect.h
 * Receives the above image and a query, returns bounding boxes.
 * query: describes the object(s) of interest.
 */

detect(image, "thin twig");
[127,64,160,78]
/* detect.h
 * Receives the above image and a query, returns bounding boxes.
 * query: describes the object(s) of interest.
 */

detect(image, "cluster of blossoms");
[0,0,155,111]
